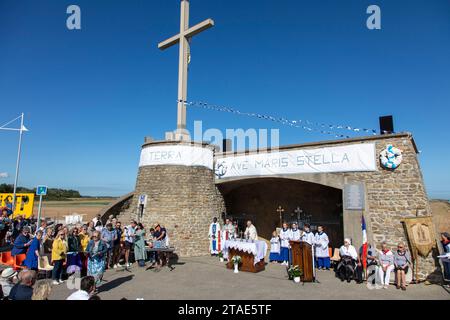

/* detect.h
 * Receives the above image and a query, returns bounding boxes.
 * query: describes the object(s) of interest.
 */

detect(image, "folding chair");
[1,251,14,267]
[38,256,54,279]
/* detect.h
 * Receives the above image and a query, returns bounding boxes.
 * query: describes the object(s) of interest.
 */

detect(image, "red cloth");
[362,243,368,270]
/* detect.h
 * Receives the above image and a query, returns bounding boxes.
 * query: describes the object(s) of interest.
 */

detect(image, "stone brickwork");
[122,141,225,257]
[341,135,434,280]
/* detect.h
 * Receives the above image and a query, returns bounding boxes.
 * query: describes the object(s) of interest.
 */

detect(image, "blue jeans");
[52,260,64,281]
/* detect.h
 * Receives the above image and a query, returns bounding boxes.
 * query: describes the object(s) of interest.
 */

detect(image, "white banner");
[139,145,214,170]
[215,143,376,179]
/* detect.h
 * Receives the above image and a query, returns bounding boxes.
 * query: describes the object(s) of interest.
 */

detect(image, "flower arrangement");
[231,255,242,264]
[287,265,303,280]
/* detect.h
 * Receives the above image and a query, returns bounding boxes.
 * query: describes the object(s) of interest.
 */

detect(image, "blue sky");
[0,0,449,198]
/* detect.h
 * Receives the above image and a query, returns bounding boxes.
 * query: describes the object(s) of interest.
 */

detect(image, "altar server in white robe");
[269,231,282,262]
[244,220,258,241]
[300,223,315,245]
[290,223,302,241]
[279,222,291,266]
[314,225,331,270]
[208,217,221,255]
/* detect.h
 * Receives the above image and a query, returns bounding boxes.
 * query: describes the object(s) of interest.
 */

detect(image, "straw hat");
[1,267,17,279]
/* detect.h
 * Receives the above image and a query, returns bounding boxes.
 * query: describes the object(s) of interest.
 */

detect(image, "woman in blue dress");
[87,230,108,286]
[23,230,43,270]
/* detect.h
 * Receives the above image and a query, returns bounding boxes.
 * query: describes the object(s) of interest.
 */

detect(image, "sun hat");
[1,267,17,279]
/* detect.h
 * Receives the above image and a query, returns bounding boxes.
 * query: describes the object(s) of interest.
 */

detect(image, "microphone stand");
[312,243,319,283]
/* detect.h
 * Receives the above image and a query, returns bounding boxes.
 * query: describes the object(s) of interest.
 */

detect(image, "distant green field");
[40,198,115,207]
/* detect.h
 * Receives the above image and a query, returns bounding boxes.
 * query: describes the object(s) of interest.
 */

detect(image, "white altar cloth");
[222,240,267,265]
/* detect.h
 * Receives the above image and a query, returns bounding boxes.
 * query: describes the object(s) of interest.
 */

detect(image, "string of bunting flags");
[180,100,379,139]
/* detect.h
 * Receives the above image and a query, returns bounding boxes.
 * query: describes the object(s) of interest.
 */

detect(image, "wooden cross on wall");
[294,206,302,221]
[276,205,285,227]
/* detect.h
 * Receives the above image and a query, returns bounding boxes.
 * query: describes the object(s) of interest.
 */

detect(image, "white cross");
[158,0,214,140]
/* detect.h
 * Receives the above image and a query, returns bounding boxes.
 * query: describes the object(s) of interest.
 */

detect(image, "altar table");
[222,240,267,273]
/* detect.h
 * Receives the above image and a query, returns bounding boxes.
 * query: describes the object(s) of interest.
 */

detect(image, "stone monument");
[123,0,224,257]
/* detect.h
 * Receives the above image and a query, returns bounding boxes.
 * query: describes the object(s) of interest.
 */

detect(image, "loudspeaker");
[379,115,394,135]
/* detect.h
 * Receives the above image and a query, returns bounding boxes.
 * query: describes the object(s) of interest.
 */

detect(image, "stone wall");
[126,163,225,257]
[342,135,435,280]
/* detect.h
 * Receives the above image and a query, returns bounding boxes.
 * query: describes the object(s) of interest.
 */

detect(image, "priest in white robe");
[208,217,221,255]
[300,223,315,245]
[244,220,258,241]
[314,225,330,270]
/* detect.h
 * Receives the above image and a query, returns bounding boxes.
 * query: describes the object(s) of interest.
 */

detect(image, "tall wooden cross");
[158,0,214,140]
[294,207,303,221]
[276,206,285,227]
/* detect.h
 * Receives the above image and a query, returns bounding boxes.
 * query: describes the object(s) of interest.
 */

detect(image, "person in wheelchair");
[337,238,358,283]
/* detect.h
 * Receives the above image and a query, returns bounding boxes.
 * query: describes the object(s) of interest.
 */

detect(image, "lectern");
[289,241,314,282]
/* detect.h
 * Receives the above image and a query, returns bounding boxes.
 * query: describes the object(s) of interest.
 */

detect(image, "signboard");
[0,193,35,218]
[139,145,214,169]
[36,185,48,196]
[343,183,365,210]
[138,194,148,208]
[215,143,376,179]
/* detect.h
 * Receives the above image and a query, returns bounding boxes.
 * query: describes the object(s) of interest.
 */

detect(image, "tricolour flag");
[361,215,368,271]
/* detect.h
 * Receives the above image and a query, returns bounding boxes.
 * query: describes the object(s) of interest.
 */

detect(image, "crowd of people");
[2,209,449,299]
[0,267,98,300]
[0,209,170,300]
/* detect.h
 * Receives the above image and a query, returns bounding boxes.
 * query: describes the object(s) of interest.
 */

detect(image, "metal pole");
[12,113,24,215]
[312,243,317,282]
[37,194,43,227]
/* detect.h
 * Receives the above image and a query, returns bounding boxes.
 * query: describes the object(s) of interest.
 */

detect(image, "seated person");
[337,238,358,283]
[355,242,378,284]
[11,227,32,257]
[394,242,411,291]
[9,270,36,301]
[0,268,18,298]
[377,242,395,289]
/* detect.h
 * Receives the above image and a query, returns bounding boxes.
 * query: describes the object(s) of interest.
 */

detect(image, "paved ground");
[49,256,450,300]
